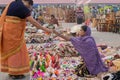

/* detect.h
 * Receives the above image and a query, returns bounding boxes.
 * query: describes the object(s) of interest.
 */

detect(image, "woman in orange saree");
[0,0,51,79]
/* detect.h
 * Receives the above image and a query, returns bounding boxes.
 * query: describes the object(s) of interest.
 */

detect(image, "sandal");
[9,75,25,79]
[8,74,13,77]
[19,75,25,78]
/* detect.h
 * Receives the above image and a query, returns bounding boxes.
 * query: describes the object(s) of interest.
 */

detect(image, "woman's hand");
[44,28,53,34]
[52,29,71,41]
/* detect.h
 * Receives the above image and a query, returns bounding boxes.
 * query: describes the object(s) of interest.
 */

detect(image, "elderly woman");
[53,25,108,78]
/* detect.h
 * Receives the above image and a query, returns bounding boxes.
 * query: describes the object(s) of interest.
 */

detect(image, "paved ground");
[92,28,120,47]
[0,73,30,80]
[0,23,120,80]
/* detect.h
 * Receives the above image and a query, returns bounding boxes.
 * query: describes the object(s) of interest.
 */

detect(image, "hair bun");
[24,0,33,5]
[15,0,21,1]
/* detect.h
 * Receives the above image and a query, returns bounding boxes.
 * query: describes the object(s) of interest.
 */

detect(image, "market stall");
[0,0,76,23]
[25,22,120,80]
[76,0,120,33]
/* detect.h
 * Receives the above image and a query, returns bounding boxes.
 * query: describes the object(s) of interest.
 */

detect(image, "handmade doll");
[105,59,114,67]
[37,77,42,80]
[112,59,120,71]
[57,44,65,57]
[45,52,52,68]
[54,68,59,76]
[66,45,77,57]
[33,72,38,79]
[46,65,55,78]
[28,45,34,50]
[30,57,34,70]
[114,54,120,59]
[32,62,40,79]
[30,53,37,69]
[40,57,46,72]
[51,52,60,69]
[62,45,70,57]
[37,70,45,77]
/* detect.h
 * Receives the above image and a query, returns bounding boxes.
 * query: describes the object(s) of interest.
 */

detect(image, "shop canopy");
[34,0,75,4]
[77,0,120,5]
[88,0,120,4]
[0,0,76,5]
[1,0,120,5]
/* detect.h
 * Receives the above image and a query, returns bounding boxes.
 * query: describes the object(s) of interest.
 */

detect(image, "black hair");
[25,0,33,5]
[15,0,21,1]
[51,14,55,18]
[81,25,88,32]
[77,20,84,24]
[15,0,33,5]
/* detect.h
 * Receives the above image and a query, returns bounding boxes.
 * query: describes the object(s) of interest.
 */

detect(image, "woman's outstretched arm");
[27,16,52,33]
[52,29,71,41]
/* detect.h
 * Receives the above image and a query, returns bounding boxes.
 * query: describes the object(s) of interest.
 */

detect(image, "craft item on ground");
[43,23,55,29]
[112,59,120,71]
[103,71,120,80]
[75,61,90,77]
[97,44,108,50]
[26,27,37,33]
[27,37,120,80]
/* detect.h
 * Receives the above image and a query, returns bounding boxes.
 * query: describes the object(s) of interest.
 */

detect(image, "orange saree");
[0,4,29,75]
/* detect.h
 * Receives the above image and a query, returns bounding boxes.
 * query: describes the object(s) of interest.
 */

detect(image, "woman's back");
[7,1,30,19]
